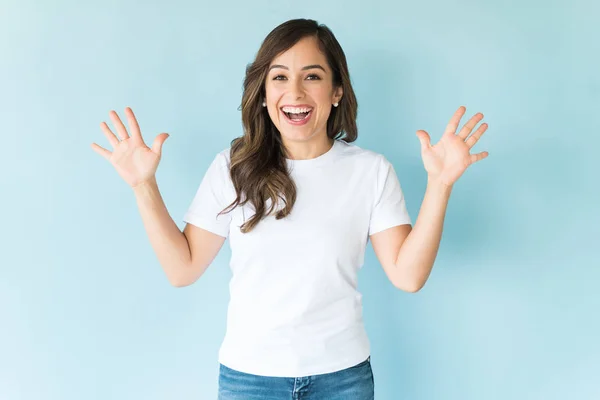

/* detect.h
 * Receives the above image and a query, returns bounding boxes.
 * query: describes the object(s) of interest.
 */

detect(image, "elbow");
[167,273,194,288]
[167,261,210,288]
[405,285,423,294]
[164,260,200,288]
[169,279,190,288]
[393,279,425,293]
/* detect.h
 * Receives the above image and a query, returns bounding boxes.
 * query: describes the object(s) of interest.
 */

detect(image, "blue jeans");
[218,357,374,399]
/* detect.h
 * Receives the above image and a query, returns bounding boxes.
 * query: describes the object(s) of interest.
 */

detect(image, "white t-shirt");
[183,138,412,377]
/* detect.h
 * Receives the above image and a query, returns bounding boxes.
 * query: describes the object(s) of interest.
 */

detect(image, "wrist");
[132,176,158,194]
[426,176,453,195]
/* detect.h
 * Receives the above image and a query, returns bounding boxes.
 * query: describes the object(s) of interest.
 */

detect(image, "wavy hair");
[220,18,358,233]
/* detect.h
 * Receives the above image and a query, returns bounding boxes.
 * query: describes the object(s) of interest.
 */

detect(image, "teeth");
[282,107,312,113]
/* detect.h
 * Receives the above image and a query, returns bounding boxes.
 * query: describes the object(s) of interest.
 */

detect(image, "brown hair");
[220,18,358,233]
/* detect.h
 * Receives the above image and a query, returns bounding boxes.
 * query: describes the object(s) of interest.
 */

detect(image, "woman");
[91,18,488,400]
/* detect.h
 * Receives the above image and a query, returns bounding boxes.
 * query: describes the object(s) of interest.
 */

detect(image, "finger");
[100,121,119,148]
[457,112,484,140]
[109,110,130,140]
[470,151,489,164]
[151,133,170,156]
[416,130,431,151]
[125,107,143,142]
[443,106,466,137]
[465,123,488,148]
[91,142,112,161]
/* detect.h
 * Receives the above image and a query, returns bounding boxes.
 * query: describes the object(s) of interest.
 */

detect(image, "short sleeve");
[183,152,232,238]
[368,155,412,236]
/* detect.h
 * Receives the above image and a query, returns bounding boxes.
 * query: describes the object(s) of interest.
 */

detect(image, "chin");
[279,130,318,143]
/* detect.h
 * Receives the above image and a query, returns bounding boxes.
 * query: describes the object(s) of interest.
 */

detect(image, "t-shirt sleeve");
[368,155,412,236]
[183,152,232,238]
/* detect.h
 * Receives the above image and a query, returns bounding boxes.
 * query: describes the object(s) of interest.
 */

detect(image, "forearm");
[394,178,452,291]
[132,177,193,285]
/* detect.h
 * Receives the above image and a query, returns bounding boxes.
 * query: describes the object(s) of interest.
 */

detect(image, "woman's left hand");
[416,106,489,188]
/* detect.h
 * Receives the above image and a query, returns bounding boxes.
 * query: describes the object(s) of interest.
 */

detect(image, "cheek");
[316,107,332,124]
[265,81,283,98]
[310,86,335,105]
[264,86,280,119]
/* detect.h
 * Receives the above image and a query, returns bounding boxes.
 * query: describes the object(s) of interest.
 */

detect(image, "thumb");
[416,130,431,152]
[151,133,170,156]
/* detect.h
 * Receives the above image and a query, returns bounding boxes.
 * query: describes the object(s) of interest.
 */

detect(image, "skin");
[370,106,489,292]
[262,36,492,293]
[91,45,489,292]
[91,108,224,287]
[264,35,343,160]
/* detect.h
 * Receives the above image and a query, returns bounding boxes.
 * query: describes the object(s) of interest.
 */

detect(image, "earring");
[333,102,339,107]
[262,101,266,107]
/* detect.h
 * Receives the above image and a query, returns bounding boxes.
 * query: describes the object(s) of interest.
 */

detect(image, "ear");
[333,85,343,104]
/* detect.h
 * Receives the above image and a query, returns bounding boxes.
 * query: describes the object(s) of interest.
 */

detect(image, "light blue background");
[1,0,598,399]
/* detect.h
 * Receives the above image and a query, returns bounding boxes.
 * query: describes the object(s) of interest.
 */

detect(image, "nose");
[290,78,305,100]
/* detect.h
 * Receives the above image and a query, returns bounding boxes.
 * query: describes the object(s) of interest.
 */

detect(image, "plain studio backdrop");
[1,0,598,399]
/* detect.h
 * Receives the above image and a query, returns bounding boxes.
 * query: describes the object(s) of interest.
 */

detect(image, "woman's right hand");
[91,107,170,188]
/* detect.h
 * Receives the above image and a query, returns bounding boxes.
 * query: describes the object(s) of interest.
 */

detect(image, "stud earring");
[333,102,339,107]
[262,101,267,107]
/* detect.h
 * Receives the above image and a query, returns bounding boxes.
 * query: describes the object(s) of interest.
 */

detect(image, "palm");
[417,106,489,187]
[91,107,169,188]
[110,139,160,187]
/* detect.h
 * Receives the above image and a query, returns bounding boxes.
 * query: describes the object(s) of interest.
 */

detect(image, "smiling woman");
[91,16,490,400]
[224,21,359,235]
[265,39,343,138]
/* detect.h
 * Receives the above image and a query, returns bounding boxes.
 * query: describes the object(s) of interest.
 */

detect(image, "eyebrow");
[268,64,326,72]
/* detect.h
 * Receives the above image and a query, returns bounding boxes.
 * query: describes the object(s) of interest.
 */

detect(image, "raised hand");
[91,107,170,188]
[416,106,489,187]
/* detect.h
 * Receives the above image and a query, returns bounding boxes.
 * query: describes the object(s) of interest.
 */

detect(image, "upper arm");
[180,223,227,285]
[370,224,412,290]
[367,154,413,289]
[179,151,232,286]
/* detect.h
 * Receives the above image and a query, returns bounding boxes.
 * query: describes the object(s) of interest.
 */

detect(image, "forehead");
[269,36,329,70]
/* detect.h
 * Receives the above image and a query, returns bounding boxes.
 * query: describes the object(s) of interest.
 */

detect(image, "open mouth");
[280,107,313,124]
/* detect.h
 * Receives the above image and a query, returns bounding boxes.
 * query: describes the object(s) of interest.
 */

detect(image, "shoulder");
[213,147,232,169]
[336,139,390,169]
[201,147,232,184]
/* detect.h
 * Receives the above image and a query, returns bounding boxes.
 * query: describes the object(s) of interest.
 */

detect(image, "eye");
[271,74,321,81]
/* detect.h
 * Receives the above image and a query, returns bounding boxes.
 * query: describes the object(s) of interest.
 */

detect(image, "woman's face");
[264,36,343,147]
